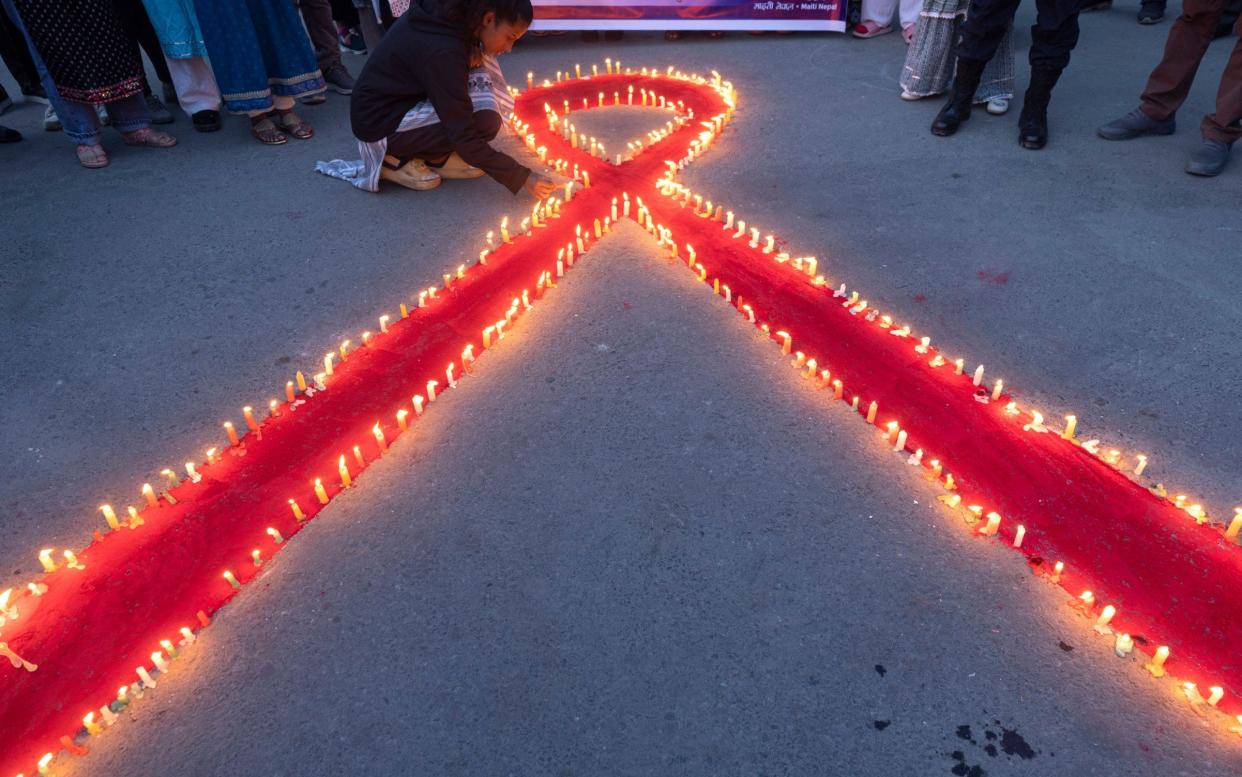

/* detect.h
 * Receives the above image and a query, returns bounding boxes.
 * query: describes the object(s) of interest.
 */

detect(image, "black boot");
[1018,68,1063,150]
[931,57,988,137]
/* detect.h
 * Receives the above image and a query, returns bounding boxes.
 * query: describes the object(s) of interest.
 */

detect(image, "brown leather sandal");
[273,109,314,140]
[250,115,287,145]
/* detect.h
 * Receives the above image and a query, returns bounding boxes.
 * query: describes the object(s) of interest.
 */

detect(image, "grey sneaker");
[324,64,355,95]
[146,93,174,124]
[42,104,60,131]
[1185,138,1230,176]
[1098,107,1175,140]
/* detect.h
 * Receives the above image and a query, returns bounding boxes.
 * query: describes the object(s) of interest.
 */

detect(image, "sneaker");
[1137,0,1164,22]
[324,64,355,95]
[1097,107,1176,140]
[95,103,110,126]
[380,156,441,190]
[146,93,174,124]
[0,124,21,143]
[43,105,61,131]
[301,92,327,105]
[338,27,367,55]
[1185,138,1230,176]
[21,83,49,104]
[985,97,1010,115]
[432,151,485,179]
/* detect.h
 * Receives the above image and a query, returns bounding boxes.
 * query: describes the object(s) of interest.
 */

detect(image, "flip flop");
[273,109,314,140]
[250,115,287,145]
[903,24,917,43]
[75,143,109,168]
[121,128,178,148]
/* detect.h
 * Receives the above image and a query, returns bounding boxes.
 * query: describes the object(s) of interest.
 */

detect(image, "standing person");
[900,0,1016,114]
[344,0,555,197]
[930,0,1088,148]
[853,0,922,40]
[5,0,176,167]
[113,0,176,122]
[192,0,326,145]
[295,0,357,102]
[141,0,223,131]
[1097,0,1242,176]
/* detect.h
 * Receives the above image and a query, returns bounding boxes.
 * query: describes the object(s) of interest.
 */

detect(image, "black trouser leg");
[958,0,1024,67]
[0,3,39,93]
[386,111,501,164]
[113,0,172,93]
[1028,0,1082,71]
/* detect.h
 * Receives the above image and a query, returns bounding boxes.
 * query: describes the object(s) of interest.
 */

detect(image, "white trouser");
[164,56,222,116]
[861,0,922,27]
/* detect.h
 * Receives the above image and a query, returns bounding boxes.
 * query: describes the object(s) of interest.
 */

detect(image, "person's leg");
[899,0,922,28]
[354,3,384,51]
[931,0,1021,134]
[165,56,221,116]
[1200,26,1242,145]
[104,91,151,134]
[0,2,43,99]
[859,0,899,28]
[58,100,104,145]
[388,110,501,164]
[296,0,344,75]
[113,0,173,94]
[1139,0,1225,121]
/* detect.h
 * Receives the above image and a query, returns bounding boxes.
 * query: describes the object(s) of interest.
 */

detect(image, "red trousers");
[1140,0,1242,143]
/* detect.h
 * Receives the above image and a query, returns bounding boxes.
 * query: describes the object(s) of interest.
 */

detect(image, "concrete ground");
[2,6,1240,776]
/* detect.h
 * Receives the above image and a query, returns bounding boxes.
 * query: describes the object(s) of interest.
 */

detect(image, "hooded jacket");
[350,0,530,193]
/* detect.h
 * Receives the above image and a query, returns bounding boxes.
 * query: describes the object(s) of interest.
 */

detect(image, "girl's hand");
[525,174,556,200]
[469,44,483,69]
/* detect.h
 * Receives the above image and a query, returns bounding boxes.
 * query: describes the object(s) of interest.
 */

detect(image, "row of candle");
[642,159,1242,738]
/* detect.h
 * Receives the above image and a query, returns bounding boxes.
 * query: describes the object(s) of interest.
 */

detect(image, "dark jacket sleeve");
[423,47,531,194]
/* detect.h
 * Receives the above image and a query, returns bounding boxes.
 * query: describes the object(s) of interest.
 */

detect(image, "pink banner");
[531,0,847,31]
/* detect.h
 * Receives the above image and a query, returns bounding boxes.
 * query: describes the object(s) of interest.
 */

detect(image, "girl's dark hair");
[443,0,534,30]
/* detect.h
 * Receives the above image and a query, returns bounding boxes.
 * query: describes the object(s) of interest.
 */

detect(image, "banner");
[531,0,847,32]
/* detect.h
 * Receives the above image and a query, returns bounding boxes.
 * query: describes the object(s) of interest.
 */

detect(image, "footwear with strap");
[273,109,314,139]
[1017,67,1062,150]
[250,115,287,145]
[75,143,109,168]
[380,155,442,190]
[852,21,892,38]
[431,151,485,180]
[122,128,178,147]
[1097,107,1176,140]
[931,57,986,136]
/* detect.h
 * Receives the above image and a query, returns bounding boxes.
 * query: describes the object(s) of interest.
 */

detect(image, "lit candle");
[142,482,159,507]
[289,498,306,520]
[628,85,633,105]
[83,712,104,736]
[954,358,964,375]
[339,340,350,360]
[152,650,169,672]
[915,337,930,354]
[269,399,279,417]
[413,395,425,415]
[397,409,409,431]
[285,381,296,403]
[179,626,196,646]
[127,505,143,527]
[242,406,258,432]
[1079,590,1095,606]
[991,379,1003,401]
[373,423,388,451]
[353,445,365,470]
[526,71,533,89]
[100,504,121,531]
[427,380,439,402]
[400,302,410,318]
[833,380,843,399]
[63,550,84,570]
[866,402,878,424]
[930,459,942,477]
[339,455,352,487]
[38,548,56,573]
[314,478,329,505]
[224,421,239,446]
[160,638,178,659]
[379,314,390,333]
[1013,525,1026,548]
[38,753,54,775]
[1051,561,1064,582]
[296,371,307,392]
[324,353,335,376]
[223,570,241,590]
[594,219,602,238]
[980,512,1001,536]
[592,64,598,77]
[99,705,118,726]
[1145,645,1170,677]
[137,665,157,687]
[251,549,263,566]
[1094,605,1116,633]
[894,430,907,451]
[1134,454,1148,477]
[1226,508,1242,540]
[1114,633,1134,656]
[575,64,581,78]
[944,473,956,490]
[605,57,612,74]
[972,365,984,386]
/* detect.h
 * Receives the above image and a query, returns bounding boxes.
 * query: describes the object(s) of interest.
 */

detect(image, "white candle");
[152,651,169,672]
[224,421,239,446]
[397,409,409,431]
[338,455,352,487]
[866,401,878,424]
[1051,561,1064,582]
[1013,525,1026,548]
[100,504,121,531]
[1094,605,1116,633]
[413,395,425,415]
[980,512,1001,536]
[1062,415,1077,440]
[1145,645,1170,677]
[972,365,985,386]
[954,358,964,375]
[38,548,56,573]
[289,498,306,520]
[323,353,335,376]
[1134,454,1148,477]
[991,379,1004,401]
[314,478,329,504]
[426,380,438,402]
[137,666,157,687]
[223,570,241,590]
[142,482,159,507]
[251,549,263,566]
[894,430,907,451]
[127,505,143,527]
[1226,508,1242,540]
[373,423,388,451]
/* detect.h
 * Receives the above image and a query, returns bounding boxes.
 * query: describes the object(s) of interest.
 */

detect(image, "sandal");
[273,109,314,140]
[250,114,287,145]
[121,128,178,148]
[75,143,109,169]
[852,21,893,38]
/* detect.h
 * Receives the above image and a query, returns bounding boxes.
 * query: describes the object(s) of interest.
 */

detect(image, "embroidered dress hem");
[58,76,145,105]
